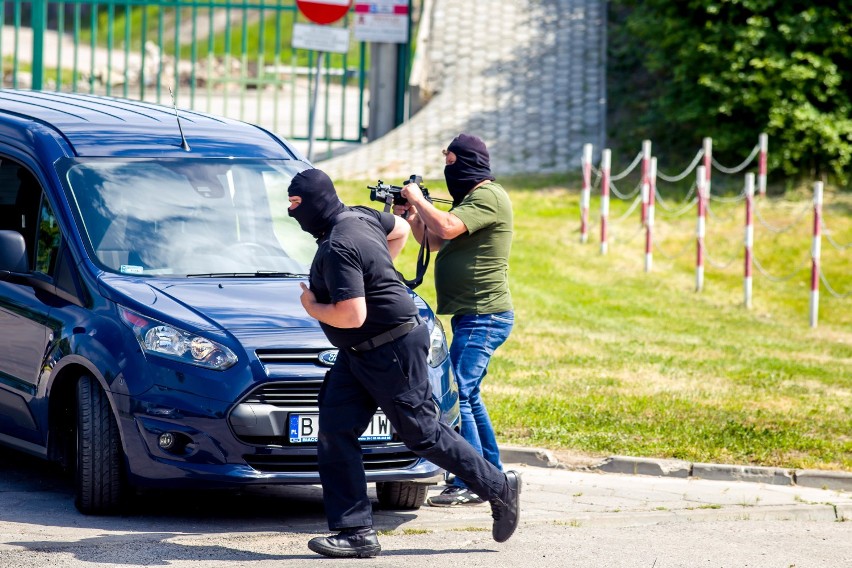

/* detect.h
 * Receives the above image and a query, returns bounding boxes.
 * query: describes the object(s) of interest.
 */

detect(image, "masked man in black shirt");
[288,168,521,558]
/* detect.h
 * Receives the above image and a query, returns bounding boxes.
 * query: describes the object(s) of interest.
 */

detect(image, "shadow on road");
[0,445,415,533]
[7,533,298,565]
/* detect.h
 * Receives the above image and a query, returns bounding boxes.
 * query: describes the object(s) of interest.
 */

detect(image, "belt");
[350,316,422,352]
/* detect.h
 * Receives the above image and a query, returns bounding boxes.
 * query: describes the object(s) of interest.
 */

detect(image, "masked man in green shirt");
[399,133,514,507]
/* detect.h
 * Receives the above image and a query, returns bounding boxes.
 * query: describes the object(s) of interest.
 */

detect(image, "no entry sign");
[296,0,353,25]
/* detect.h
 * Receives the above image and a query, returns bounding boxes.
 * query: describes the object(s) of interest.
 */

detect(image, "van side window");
[35,199,61,276]
[0,160,43,270]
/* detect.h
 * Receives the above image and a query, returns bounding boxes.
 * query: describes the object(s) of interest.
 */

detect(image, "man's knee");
[389,379,440,448]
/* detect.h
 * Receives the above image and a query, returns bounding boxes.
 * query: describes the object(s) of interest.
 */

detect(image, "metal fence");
[1,0,374,146]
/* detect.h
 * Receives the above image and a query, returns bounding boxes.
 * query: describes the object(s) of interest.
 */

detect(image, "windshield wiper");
[255,271,308,278]
[186,272,308,278]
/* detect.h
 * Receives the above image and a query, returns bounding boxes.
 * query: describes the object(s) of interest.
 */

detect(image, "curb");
[500,445,560,468]
[502,447,852,492]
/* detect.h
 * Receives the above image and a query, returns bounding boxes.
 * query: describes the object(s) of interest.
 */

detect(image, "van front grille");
[242,381,323,407]
[255,350,324,365]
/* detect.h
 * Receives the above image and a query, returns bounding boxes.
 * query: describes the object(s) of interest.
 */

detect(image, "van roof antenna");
[169,86,191,152]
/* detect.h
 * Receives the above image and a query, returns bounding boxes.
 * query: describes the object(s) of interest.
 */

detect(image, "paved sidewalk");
[1,446,850,567]
[388,447,852,535]
[398,461,851,534]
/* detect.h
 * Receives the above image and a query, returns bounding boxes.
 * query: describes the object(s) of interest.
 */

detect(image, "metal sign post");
[307,51,325,162]
[294,1,353,161]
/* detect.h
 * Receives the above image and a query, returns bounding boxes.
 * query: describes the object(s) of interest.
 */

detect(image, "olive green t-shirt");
[434,181,513,315]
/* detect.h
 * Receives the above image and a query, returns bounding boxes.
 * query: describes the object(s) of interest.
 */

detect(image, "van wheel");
[376,481,428,510]
[75,374,125,515]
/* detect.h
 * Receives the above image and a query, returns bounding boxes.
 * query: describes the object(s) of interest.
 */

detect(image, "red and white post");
[580,143,593,243]
[744,173,755,308]
[696,165,707,292]
[644,157,657,273]
[640,140,651,225]
[809,181,823,328]
[703,137,712,197]
[600,149,611,254]
[641,182,650,262]
[758,133,768,197]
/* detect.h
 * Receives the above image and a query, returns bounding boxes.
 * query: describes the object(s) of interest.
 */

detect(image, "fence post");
[580,143,593,243]
[642,182,650,270]
[696,165,706,292]
[758,133,768,197]
[641,140,651,225]
[809,181,823,328]
[31,0,47,90]
[645,157,656,273]
[744,173,755,308]
[600,149,611,255]
[703,137,712,196]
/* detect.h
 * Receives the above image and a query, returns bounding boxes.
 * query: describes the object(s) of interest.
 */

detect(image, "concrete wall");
[318,0,606,180]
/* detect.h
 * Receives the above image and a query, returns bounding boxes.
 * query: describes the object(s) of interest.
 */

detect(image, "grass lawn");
[333,175,851,471]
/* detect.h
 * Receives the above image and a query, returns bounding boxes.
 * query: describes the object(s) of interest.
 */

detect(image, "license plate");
[288,413,393,443]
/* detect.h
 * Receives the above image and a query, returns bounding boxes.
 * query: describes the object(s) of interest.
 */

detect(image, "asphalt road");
[1,446,850,567]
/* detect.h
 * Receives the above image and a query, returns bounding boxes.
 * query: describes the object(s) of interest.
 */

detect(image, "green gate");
[1,0,380,152]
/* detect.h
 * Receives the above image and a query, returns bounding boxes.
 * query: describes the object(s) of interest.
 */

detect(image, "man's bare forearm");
[300,284,367,328]
[401,183,467,241]
[386,215,410,259]
[405,209,440,250]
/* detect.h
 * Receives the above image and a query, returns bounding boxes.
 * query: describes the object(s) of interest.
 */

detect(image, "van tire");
[376,481,428,510]
[75,374,125,515]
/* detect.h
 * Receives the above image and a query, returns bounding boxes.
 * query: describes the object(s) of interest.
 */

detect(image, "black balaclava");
[287,168,345,239]
[444,133,496,205]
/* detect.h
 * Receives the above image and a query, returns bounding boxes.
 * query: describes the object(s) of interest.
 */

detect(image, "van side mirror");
[0,230,28,273]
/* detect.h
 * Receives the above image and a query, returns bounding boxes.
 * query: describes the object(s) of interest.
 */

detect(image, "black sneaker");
[490,471,522,543]
[427,486,485,507]
[307,528,382,558]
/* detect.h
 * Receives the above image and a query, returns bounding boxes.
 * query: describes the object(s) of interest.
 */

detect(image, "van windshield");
[63,159,317,277]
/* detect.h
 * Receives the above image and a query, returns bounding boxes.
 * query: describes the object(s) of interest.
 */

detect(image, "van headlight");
[427,317,449,368]
[119,306,238,370]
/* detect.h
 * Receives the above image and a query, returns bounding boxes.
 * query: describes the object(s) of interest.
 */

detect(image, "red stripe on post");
[811,206,821,293]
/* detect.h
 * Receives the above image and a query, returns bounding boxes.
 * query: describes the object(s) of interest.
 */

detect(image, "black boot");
[490,470,522,543]
[308,527,382,558]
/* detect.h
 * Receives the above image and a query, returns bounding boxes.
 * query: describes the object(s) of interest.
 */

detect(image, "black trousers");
[317,323,508,530]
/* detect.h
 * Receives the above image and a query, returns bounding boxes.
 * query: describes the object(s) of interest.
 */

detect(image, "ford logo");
[318,350,338,367]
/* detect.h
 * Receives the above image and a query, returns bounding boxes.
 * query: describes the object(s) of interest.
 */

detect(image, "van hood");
[98,276,327,348]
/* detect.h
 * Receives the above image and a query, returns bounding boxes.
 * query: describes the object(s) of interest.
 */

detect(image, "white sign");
[292,22,351,53]
[353,1,409,43]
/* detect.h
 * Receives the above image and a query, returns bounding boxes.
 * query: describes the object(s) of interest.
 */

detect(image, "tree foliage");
[609,1,852,188]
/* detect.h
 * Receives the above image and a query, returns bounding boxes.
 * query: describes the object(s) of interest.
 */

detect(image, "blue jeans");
[449,311,514,489]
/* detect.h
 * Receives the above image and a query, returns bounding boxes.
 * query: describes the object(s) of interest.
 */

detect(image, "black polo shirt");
[309,206,418,348]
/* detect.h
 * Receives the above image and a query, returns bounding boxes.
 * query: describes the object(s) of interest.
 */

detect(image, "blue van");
[0,90,459,514]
